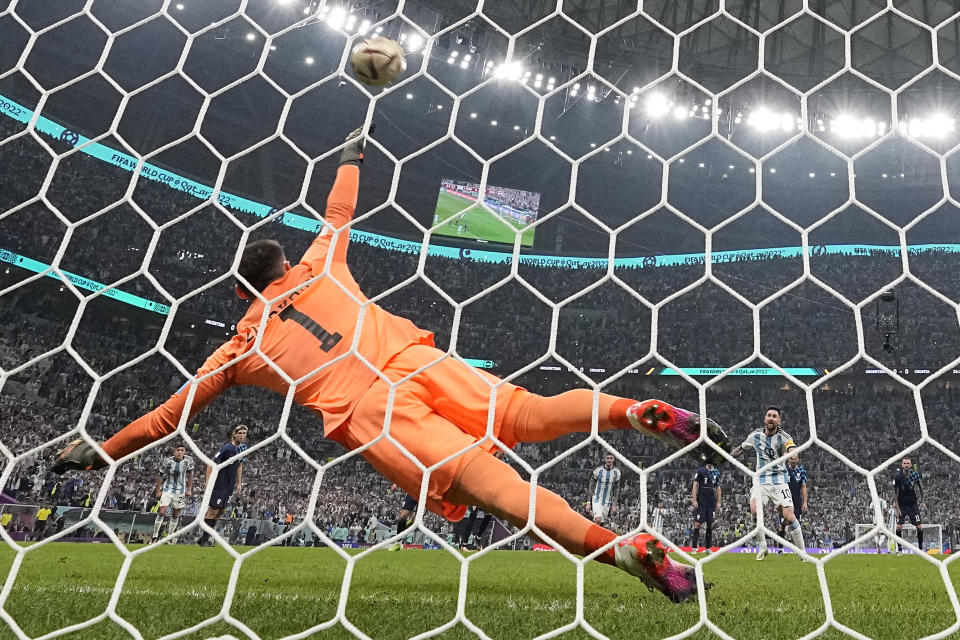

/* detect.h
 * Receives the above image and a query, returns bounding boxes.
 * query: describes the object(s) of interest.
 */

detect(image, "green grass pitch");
[3,543,960,639]
[433,191,536,247]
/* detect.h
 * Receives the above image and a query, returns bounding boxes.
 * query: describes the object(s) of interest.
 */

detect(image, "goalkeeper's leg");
[333,366,708,603]
[499,389,730,465]
[446,449,705,603]
[400,347,729,465]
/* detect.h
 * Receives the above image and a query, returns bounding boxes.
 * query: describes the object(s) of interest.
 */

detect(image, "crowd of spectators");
[484,184,540,218]
[5,118,960,377]
[4,117,960,551]
[4,363,960,551]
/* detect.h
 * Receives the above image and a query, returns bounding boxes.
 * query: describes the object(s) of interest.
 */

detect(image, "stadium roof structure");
[1,0,959,256]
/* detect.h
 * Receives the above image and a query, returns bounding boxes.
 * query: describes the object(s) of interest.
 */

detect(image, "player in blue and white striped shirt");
[152,444,194,543]
[872,497,897,553]
[731,406,806,560]
[651,502,665,532]
[588,454,621,525]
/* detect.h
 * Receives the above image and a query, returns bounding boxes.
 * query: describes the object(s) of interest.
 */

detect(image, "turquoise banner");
[0,247,170,315]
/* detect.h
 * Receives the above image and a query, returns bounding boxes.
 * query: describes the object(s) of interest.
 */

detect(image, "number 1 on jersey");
[278,305,342,352]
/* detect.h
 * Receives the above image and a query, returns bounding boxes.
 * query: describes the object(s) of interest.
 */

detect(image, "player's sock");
[755,524,767,550]
[199,518,217,544]
[476,514,492,547]
[584,524,618,566]
[446,449,617,565]
[751,515,765,549]
[787,519,804,550]
[464,509,480,546]
[917,528,924,549]
[896,528,903,551]
[395,517,407,535]
[167,517,178,537]
[691,527,700,550]
[500,390,638,442]
[152,516,164,539]
[704,524,713,549]
[454,520,468,547]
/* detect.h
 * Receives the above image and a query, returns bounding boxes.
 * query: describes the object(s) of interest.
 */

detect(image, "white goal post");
[854,523,943,554]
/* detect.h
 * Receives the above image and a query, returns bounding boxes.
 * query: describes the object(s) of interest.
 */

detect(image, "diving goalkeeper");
[53,126,730,603]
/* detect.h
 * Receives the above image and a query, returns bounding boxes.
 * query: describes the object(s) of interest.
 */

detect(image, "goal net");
[854,523,943,554]
[3,0,960,638]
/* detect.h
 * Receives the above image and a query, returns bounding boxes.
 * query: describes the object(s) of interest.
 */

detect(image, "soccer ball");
[350,37,407,86]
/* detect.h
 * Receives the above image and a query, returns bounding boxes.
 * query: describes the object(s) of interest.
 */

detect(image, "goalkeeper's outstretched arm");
[95,337,244,466]
[300,125,370,267]
[51,127,369,474]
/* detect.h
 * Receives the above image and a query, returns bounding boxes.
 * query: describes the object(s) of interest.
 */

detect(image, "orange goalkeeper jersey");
[103,165,434,459]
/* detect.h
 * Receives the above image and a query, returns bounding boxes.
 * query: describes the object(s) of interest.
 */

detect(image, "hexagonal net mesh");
[4,0,960,638]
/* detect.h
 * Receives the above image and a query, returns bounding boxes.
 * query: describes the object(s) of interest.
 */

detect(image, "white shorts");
[591,499,612,521]
[158,491,186,510]
[751,484,793,509]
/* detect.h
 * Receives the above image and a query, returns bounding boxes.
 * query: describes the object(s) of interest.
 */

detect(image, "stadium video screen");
[432,179,541,246]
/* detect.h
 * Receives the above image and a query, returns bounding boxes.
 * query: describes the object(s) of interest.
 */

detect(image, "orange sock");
[446,449,617,565]
[502,389,636,443]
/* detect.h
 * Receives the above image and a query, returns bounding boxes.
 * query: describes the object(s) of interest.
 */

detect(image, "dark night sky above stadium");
[2,0,960,256]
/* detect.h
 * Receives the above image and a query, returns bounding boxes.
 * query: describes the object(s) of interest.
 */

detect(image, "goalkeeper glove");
[339,123,374,166]
[51,438,107,473]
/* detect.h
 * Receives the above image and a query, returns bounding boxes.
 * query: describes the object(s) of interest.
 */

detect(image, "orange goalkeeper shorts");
[328,344,527,521]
